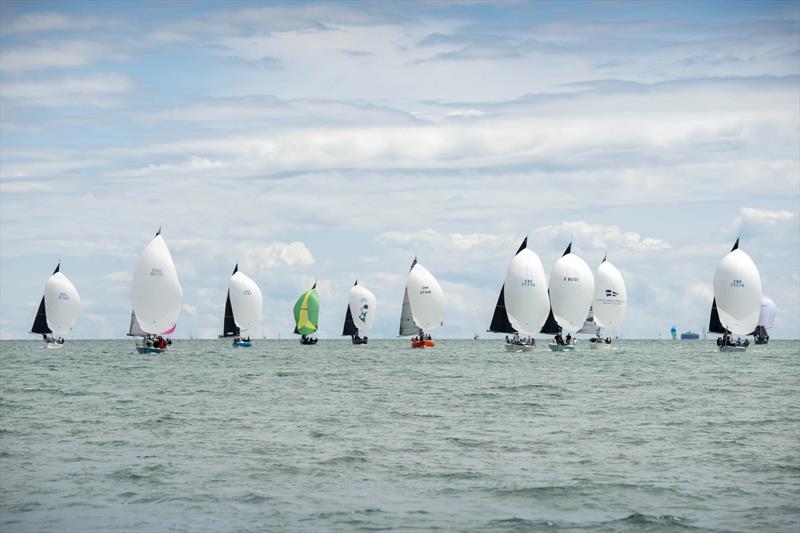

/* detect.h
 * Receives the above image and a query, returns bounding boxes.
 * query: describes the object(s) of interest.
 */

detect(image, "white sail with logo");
[44,267,81,336]
[132,230,183,335]
[757,295,776,329]
[349,283,377,332]
[548,243,594,333]
[713,239,761,335]
[503,248,550,334]
[404,258,446,332]
[229,270,263,333]
[592,256,627,332]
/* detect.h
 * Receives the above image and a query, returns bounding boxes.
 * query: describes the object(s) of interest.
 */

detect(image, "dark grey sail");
[342,280,359,337]
[399,258,419,336]
[342,306,358,336]
[488,237,528,334]
[539,303,560,335]
[221,264,240,337]
[30,263,60,335]
[708,298,727,334]
[30,297,51,335]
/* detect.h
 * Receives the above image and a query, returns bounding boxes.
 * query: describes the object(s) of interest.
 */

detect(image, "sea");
[1,339,798,532]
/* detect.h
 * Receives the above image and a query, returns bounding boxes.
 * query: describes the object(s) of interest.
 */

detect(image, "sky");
[1,0,798,340]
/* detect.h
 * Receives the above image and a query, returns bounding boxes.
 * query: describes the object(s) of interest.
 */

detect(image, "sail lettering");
[520,279,535,287]
[730,279,744,288]
[58,292,69,300]
[150,268,163,277]
[419,285,431,295]
[563,276,578,282]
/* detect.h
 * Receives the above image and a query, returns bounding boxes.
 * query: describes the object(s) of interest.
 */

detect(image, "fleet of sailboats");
[342,281,376,344]
[399,257,446,348]
[130,229,182,354]
[24,231,782,351]
[30,263,81,348]
[709,239,762,352]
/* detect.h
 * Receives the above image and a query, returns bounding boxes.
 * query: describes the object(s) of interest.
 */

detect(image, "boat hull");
[412,340,435,348]
[45,342,64,349]
[719,345,748,352]
[233,341,252,348]
[505,343,533,352]
[352,338,368,345]
[300,338,318,345]
[548,343,576,352]
[136,346,167,354]
[754,339,768,345]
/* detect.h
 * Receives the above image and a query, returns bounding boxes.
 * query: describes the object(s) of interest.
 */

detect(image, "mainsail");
[488,237,527,334]
[127,310,147,337]
[576,306,596,334]
[31,296,51,335]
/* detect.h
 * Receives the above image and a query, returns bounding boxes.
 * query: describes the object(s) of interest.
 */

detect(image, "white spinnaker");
[349,284,376,331]
[713,248,761,335]
[44,272,81,336]
[592,260,627,331]
[229,271,263,333]
[503,249,550,334]
[407,263,446,331]
[549,252,594,333]
[132,234,183,335]
[758,295,776,328]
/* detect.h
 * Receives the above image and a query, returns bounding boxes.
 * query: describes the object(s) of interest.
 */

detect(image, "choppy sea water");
[1,339,798,532]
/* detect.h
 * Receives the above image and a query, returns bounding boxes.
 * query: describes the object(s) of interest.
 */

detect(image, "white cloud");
[739,207,794,225]
[182,303,198,316]
[533,221,671,253]
[1,73,134,107]
[0,40,116,72]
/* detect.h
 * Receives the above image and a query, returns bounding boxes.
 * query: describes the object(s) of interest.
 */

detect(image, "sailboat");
[497,237,549,352]
[709,238,762,352]
[545,243,594,352]
[342,280,376,344]
[220,264,263,347]
[670,325,677,340]
[399,257,446,348]
[589,254,627,348]
[294,283,319,345]
[30,263,80,348]
[130,228,182,354]
[750,295,775,344]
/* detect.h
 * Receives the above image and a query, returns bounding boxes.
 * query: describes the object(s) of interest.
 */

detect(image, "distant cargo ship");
[680,331,700,340]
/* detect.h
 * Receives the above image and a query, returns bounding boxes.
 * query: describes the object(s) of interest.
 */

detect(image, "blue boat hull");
[233,341,252,348]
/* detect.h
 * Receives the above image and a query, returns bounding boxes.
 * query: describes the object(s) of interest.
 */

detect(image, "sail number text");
[419,285,432,295]
[521,279,536,287]
[150,268,163,277]
[730,279,744,288]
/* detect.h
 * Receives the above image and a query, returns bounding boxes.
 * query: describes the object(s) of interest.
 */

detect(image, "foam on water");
[1,339,798,532]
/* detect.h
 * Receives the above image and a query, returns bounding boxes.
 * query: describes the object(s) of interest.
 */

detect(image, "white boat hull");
[719,345,748,353]
[548,343,576,352]
[45,342,64,349]
[505,343,533,352]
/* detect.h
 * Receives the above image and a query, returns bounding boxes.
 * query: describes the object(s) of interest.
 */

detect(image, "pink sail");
[161,325,176,335]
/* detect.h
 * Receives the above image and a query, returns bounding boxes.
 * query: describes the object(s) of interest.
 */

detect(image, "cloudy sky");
[1,0,798,340]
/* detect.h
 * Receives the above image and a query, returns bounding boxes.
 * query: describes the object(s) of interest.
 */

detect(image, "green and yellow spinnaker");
[293,286,319,335]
